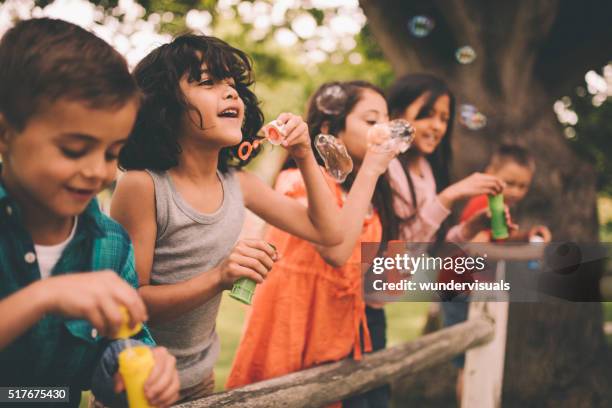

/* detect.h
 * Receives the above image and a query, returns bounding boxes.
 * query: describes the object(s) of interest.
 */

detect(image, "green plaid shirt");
[0,182,154,392]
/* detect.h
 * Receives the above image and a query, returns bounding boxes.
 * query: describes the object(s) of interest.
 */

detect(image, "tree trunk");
[359,0,612,405]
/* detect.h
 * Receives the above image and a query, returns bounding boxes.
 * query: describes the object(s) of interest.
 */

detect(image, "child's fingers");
[231,264,265,283]
[85,305,109,337]
[284,123,309,146]
[280,115,302,137]
[233,254,271,277]
[113,372,125,394]
[145,348,177,405]
[152,368,180,408]
[276,112,292,124]
[237,246,275,270]
[107,290,147,332]
[504,207,518,230]
[242,239,278,259]
[97,297,123,337]
[102,271,148,324]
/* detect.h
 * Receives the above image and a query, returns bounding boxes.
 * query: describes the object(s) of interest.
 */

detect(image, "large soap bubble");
[314,134,354,183]
[315,84,348,115]
[367,119,416,153]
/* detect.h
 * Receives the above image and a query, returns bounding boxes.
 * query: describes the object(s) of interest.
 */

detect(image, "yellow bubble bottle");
[115,306,152,408]
[118,346,154,408]
[114,306,142,339]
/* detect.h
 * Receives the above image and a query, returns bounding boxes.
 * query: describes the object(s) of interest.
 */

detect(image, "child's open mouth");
[66,186,96,201]
[218,108,239,118]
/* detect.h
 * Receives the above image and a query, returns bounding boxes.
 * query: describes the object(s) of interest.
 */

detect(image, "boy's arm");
[0,281,49,350]
[0,271,147,350]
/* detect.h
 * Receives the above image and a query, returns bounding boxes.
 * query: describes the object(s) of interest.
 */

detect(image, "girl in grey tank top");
[113,34,342,400]
[145,169,244,389]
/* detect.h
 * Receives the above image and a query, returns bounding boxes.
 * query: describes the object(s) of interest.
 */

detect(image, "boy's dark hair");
[490,143,536,172]
[118,34,264,173]
[297,80,399,242]
[0,18,137,131]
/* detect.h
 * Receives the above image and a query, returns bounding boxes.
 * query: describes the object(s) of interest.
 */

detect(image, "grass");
[213,294,431,391]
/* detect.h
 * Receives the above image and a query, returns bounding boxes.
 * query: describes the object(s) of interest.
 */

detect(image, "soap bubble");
[455,46,476,64]
[314,134,353,183]
[408,16,434,38]
[263,120,286,145]
[468,112,487,130]
[367,119,416,153]
[315,84,347,115]
[459,104,487,130]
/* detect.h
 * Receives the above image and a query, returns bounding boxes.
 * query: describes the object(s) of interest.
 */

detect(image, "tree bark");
[359,0,612,405]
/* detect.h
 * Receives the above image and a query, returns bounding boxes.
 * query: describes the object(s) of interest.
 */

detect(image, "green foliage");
[128,0,394,121]
[566,95,612,194]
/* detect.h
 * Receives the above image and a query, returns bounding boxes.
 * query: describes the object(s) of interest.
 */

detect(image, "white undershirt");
[34,217,78,279]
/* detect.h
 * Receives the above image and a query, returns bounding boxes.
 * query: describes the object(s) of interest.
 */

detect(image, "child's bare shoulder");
[116,170,155,193]
[112,171,155,215]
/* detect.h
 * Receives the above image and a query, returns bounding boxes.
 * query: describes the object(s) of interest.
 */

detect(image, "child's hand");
[462,207,491,240]
[276,113,311,160]
[528,225,551,242]
[145,347,180,407]
[361,146,397,178]
[443,172,505,203]
[41,271,147,337]
[215,239,278,289]
[462,206,517,241]
[114,347,179,407]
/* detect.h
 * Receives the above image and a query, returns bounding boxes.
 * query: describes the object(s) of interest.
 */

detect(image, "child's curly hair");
[119,34,264,173]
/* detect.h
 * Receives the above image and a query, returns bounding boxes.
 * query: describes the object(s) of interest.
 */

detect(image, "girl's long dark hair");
[386,74,456,243]
[290,80,399,243]
[119,34,264,173]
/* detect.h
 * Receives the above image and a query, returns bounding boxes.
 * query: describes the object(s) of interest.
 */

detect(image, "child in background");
[455,144,551,242]
[111,35,342,402]
[350,74,505,407]
[385,74,506,244]
[0,19,178,407]
[442,143,551,403]
[226,81,399,407]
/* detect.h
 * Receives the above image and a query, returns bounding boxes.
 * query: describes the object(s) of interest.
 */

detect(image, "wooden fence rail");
[176,316,495,408]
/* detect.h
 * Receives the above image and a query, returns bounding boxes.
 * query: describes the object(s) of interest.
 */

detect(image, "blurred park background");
[1,0,611,406]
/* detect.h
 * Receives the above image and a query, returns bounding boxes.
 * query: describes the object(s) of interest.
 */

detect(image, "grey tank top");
[145,169,244,389]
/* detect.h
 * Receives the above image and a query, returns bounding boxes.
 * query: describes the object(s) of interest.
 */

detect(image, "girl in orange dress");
[227,81,401,406]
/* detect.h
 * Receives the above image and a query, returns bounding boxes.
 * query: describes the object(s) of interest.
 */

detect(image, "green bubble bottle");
[488,194,509,240]
[230,243,276,305]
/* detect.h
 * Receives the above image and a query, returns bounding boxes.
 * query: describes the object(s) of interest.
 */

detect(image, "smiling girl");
[110,35,342,402]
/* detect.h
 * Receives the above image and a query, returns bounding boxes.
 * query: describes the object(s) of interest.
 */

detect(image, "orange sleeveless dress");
[226,169,382,398]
